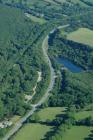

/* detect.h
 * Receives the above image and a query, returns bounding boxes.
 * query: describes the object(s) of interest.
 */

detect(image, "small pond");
[56,57,83,73]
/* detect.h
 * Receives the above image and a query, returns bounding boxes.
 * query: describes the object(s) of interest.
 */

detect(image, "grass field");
[37,107,66,121]
[63,126,93,140]
[12,123,52,140]
[71,0,89,7]
[25,13,46,24]
[12,107,64,140]
[81,0,93,5]
[67,28,93,47]
[85,0,93,2]
[45,0,87,6]
[75,110,93,120]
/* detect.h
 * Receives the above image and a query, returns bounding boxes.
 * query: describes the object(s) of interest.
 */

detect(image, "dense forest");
[0,4,51,120]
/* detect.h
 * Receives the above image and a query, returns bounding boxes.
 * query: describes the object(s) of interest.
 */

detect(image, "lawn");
[67,28,93,47]
[63,126,93,140]
[12,123,52,140]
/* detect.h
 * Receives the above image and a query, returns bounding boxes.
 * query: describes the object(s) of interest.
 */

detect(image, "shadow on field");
[41,113,66,140]
[41,126,57,140]
[38,121,55,126]
[85,130,93,140]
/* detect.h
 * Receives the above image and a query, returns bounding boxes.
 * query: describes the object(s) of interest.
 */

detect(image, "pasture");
[71,0,89,7]
[75,110,93,120]
[37,107,66,121]
[12,123,52,140]
[25,13,46,24]
[62,126,93,140]
[67,28,93,47]
[12,107,64,140]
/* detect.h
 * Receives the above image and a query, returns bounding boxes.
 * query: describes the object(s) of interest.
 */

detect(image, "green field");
[71,0,89,7]
[37,107,66,121]
[67,28,93,47]
[25,13,46,24]
[81,0,93,5]
[63,126,93,140]
[12,107,64,140]
[12,123,52,140]
[12,108,93,140]
[75,110,93,120]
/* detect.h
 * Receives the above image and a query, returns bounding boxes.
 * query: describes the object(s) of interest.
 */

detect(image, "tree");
[0,128,6,137]
[0,100,4,119]
[0,0,2,3]
[29,113,40,123]
[85,116,93,126]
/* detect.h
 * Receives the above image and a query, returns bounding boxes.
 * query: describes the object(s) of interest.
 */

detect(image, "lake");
[56,57,83,73]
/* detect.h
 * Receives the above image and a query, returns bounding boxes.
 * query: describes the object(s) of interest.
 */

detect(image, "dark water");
[56,57,83,73]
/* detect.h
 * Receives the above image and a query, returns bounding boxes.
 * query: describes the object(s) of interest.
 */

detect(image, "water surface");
[56,57,83,73]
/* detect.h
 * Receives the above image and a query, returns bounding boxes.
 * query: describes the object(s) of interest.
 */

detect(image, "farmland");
[67,28,93,47]
[25,13,46,24]
[75,110,93,120]
[36,107,66,121]
[62,126,93,140]
[12,107,64,140]
[12,123,52,140]
[71,0,89,7]
[12,107,93,140]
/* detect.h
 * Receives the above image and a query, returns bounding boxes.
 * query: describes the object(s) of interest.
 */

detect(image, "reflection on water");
[56,57,83,73]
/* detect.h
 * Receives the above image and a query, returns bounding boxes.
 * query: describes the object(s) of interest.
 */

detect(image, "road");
[3,24,69,140]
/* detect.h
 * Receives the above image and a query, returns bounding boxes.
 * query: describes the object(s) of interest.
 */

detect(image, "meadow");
[62,126,93,140]
[12,107,64,140]
[25,13,46,24]
[45,0,88,6]
[75,110,93,120]
[12,123,52,140]
[67,28,93,47]
[71,0,89,7]
[12,107,93,140]
[37,107,65,121]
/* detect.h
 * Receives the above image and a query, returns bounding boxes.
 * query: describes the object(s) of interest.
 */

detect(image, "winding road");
[3,24,69,140]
